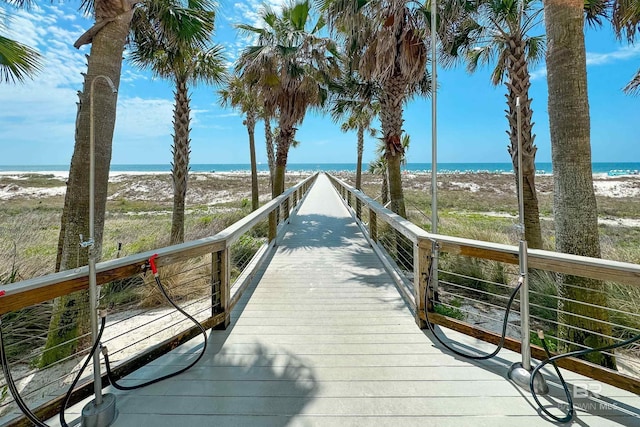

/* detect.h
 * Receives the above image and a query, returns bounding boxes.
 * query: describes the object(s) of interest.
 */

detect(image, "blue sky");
[0,1,638,166]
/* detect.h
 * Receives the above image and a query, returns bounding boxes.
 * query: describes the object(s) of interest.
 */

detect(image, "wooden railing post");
[414,240,431,329]
[369,209,377,242]
[269,210,277,242]
[284,196,290,221]
[356,198,362,221]
[212,248,230,329]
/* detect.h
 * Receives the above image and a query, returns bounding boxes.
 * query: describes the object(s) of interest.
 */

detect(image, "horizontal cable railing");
[0,173,317,427]
[327,173,640,396]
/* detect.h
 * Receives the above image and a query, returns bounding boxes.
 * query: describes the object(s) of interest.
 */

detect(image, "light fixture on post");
[80,74,118,427]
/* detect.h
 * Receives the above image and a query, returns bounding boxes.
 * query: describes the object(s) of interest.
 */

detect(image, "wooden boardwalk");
[54,174,638,426]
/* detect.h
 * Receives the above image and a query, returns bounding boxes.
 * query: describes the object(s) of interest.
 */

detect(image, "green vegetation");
[530,330,558,353]
[434,298,466,321]
[230,234,266,280]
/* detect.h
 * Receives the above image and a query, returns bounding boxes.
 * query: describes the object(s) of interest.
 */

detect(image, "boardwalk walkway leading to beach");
[53,174,638,427]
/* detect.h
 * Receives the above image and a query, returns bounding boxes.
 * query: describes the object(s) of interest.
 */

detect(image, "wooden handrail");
[0,173,318,315]
[328,174,640,287]
[327,175,425,243]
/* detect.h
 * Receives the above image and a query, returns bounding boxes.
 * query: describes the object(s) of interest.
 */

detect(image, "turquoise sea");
[0,162,639,175]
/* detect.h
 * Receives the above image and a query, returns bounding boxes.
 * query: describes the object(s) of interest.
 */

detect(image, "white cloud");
[530,44,640,82]
[530,67,547,81]
[586,44,640,66]
[121,69,148,84]
[218,0,286,60]
[220,0,284,27]
[0,4,180,164]
[114,97,174,141]
[214,112,240,118]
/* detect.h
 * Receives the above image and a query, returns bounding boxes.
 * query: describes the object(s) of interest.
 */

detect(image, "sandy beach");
[2,169,640,198]
[2,170,640,225]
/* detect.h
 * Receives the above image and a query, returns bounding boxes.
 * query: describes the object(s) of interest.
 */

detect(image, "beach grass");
[1,170,639,287]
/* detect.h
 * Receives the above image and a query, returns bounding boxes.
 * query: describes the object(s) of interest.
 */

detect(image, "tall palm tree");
[543,0,615,368]
[440,0,545,248]
[330,71,379,190]
[236,0,340,196]
[218,75,261,210]
[43,0,223,365]
[322,0,431,218]
[43,0,138,367]
[0,2,42,83]
[130,0,226,245]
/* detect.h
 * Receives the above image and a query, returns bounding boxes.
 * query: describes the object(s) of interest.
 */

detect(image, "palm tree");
[42,0,139,367]
[543,0,615,368]
[218,75,261,210]
[130,0,226,245]
[440,0,545,248]
[0,2,42,83]
[322,0,431,218]
[236,0,340,196]
[330,71,379,190]
[42,0,224,365]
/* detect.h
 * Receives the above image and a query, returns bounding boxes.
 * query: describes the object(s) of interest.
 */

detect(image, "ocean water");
[0,162,639,175]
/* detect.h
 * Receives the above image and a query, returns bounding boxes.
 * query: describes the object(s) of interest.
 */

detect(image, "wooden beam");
[414,244,430,329]
[416,235,640,287]
[0,241,225,315]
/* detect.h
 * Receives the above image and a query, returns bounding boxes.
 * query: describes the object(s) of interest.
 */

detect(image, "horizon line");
[4,161,640,167]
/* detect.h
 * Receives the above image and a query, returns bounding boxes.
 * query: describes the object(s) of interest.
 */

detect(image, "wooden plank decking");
[53,174,638,426]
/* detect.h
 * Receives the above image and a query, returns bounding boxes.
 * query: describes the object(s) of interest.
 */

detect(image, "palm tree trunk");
[43,5,131,366]
[246,111,259,211]
[170,76,191,245]
[544,0,615,368]
[505,38,543,249]
[273,125,294,197]
[356,126,364,190]
[379,76,407,218]
[264,117,276,197]
[381,171,389,205]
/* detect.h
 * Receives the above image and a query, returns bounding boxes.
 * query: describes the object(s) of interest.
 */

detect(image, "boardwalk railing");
[0,173,317,427]
[327,174,640,396]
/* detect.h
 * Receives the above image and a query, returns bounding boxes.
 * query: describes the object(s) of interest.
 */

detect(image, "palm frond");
[584,0,609,28]
[236,0,340,131]
[612,0,640,42]
[623,67,640,95]
[0,35,43,84]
